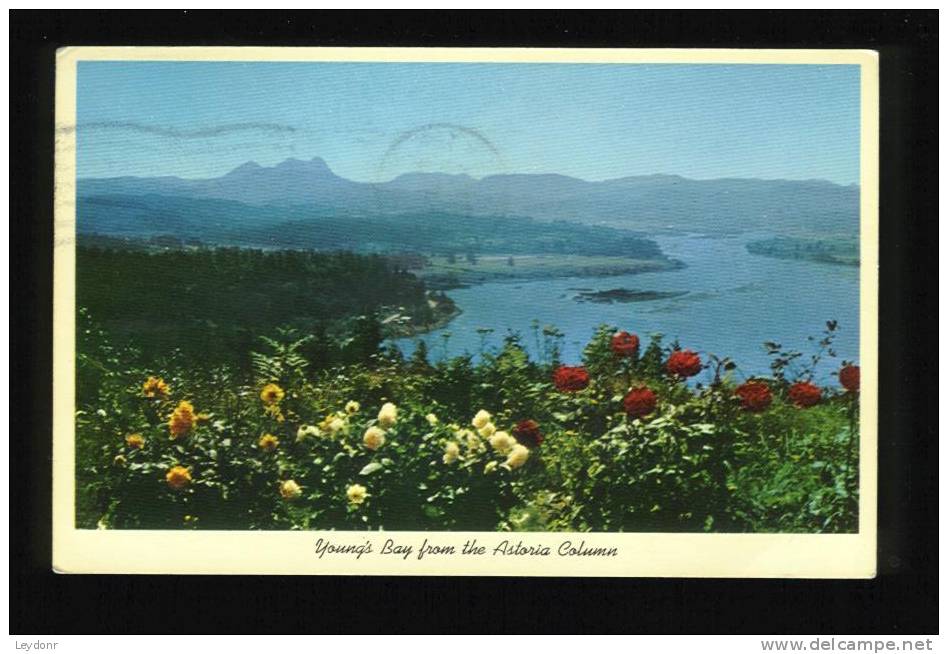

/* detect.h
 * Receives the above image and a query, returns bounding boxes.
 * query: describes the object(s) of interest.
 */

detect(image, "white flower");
[478,422,496,438]
[296,424,320,442]
[426,413,439,426]
[346,483,368,505]
[472,409,492,429]
[443,441,460,464]
[363,426,386,451]
[505,444,530,470]
[459,429,482,451]
[345,400,361,415]
[489,431,516,455]
[378,402,398,428]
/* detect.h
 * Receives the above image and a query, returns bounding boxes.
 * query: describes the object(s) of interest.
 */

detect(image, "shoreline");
[383,305,464,338]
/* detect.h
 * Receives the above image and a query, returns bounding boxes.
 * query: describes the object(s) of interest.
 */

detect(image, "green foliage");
[77,312,860,533]
[76,245,425,365]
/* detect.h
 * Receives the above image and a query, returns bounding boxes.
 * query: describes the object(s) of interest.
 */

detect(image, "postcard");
[52,47,878,576]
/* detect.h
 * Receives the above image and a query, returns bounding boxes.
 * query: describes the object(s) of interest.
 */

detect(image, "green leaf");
[359,461,384,476]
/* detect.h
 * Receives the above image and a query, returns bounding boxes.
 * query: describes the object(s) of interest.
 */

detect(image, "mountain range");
[77,156,859,243]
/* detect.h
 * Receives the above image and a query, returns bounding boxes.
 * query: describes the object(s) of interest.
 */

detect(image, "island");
[410,254,685,290]
[746,236,859,267]
[573,288,689,304]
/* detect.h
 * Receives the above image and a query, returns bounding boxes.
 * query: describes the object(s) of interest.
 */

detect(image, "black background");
[10,10,938,634]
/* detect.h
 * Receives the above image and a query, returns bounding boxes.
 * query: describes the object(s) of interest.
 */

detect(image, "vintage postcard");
[53,47,878,576]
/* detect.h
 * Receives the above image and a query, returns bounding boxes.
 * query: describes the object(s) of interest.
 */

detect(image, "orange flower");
[125,433,145,449]
[165,465,192,490]
[142,376,170,399]
[168,400,196,439]
[258,433,279,452]
[260,383,285,406]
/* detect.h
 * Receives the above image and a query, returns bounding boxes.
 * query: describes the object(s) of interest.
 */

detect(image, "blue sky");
[76,61,860,184]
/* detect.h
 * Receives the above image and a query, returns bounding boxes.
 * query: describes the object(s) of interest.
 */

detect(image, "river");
[393,233,860,382]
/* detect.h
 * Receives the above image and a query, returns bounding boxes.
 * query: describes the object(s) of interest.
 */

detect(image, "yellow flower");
[280,479,302,500]
[125,433,145,449]
[443,441,460,464]
[258,433,279,452]
[377,402,398,428]
[260,383,285,406]
[166,465,192,490]
[168,400,196,439]
[489,431,516,455]
[505,444,530,470]
[363,426,386,451]
[264,404,285,422]
[113,454,127,467]
[347,484,368,505]
[426,413,439,426]
[142,376,170,399]
[478,422,496,438]
[472,409,492,430]
[345,400,361,415]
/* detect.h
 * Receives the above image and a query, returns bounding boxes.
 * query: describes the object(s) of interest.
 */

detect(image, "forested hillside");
[77,245,433,365]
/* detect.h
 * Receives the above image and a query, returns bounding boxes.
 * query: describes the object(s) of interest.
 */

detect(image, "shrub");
[77,318,859,533]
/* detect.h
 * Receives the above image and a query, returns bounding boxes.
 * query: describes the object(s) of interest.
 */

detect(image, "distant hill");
[77,194,671,260]
[77,157,859,237]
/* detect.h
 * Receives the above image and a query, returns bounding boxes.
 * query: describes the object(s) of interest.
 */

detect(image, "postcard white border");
[52,47,879,577]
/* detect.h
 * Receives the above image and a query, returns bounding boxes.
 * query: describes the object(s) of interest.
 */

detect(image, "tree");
[410,339,433,372]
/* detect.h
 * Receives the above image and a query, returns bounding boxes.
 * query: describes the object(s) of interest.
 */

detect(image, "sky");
[76,61,861,184]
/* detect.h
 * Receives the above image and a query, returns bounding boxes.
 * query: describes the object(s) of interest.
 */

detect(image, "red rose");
[666,349,702,378]
[513,419,544,447]
[623,386,657,419]
[610,331,640,358]
[839,365,860,393]
[552,365,590,392]
[788,381,822,408]
[734,380,773,413]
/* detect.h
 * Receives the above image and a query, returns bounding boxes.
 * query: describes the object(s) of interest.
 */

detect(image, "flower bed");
[77,322,860,533]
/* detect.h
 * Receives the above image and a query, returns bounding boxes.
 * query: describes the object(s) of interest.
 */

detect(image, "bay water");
[394,233,860,383]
